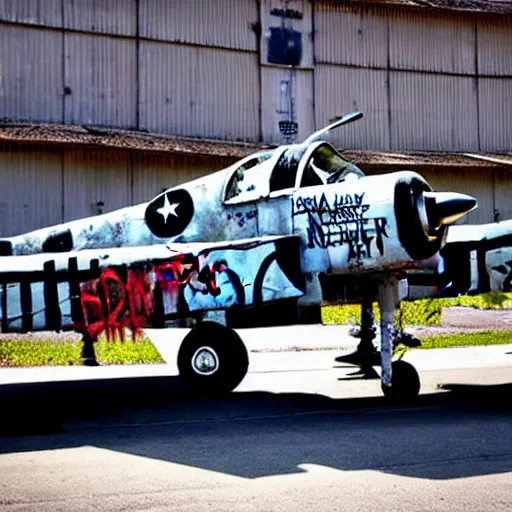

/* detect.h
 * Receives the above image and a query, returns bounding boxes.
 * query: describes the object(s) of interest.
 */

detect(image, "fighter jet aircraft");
[0,112,482,401]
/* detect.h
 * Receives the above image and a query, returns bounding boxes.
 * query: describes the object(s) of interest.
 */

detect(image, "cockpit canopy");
[224,142,364,204]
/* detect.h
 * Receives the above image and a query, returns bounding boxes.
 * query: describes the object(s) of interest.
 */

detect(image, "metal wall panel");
[419,168,494,225]
[0,145,63,236]
[63,0,136,35]
[314,65,390,149]
[139,42,259,140]
[139,0,258,51]
[62,148,131,222]
[0,0,62,26]
[390,72,479,151]
[0,24,63,123]
[64,33,137,128]
[132,152,233,205]
[314,3,388,68]
[477,16,512,76]
[261,66,314,144]
[495,170,512,223]
[478,78,512,152]
[389,9,475,74]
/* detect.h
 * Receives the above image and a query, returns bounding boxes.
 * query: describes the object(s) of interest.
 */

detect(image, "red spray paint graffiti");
[78,268,152,341]
[76,256,226,341]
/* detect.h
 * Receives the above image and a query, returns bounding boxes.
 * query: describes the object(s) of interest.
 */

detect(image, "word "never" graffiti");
[293,192,388,259]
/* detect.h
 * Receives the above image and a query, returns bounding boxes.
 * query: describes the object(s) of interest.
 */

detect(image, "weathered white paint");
[0,236,303,331]
[486,247,512,292]
[447,219,512,243]
[292,171,424,274]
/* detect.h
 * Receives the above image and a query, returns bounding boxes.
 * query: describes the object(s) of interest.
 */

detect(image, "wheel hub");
[191,346,220,376]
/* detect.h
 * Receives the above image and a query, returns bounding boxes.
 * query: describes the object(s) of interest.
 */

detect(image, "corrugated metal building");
[0,0,511,236]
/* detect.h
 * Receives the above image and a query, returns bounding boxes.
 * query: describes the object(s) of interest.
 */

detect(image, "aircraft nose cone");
[424,192,478,228]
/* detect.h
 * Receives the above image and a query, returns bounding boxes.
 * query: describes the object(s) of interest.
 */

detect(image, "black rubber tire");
[394,176,445,261]
[381,360,421,403]
[177,321,249,395]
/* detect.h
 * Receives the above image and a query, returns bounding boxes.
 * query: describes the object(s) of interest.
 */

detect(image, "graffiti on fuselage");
[0,238,304,337]
[78,257,242,341]
[226,209,257,228]
[293,192,389,259]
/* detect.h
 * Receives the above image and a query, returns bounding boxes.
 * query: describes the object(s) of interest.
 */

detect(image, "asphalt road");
[0,331,511,512]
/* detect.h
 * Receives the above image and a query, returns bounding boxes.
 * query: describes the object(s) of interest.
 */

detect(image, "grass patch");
[0,335,164,368]
[322,299,443,326]
[420,331,512,350]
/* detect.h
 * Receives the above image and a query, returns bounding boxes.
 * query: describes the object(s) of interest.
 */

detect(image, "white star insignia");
[157,194,179,223]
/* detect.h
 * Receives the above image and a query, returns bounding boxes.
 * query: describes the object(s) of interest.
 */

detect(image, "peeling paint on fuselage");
[6,203,159,256]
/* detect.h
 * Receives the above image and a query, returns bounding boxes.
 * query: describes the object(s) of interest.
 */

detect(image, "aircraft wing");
[0,234,304,335]
[406,219,512,299]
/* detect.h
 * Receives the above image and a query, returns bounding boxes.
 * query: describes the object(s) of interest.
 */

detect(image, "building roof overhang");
[1,122,511,169]
[333,0,512,15]
[0,123,266,160]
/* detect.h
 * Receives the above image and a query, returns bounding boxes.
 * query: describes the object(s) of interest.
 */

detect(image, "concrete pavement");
[0,325,510,395]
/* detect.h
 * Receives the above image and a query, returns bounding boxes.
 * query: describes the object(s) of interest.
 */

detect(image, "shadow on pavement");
[0,375,510,481]
[439,382,512,409]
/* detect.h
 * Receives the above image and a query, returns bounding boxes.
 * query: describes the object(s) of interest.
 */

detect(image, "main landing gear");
[336,276,421,402]
[177,321,249,395]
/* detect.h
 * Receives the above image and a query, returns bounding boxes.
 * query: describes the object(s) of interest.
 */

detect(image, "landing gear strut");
[336,276,421,402]
[378,275,421,401]
[335,290,379,376]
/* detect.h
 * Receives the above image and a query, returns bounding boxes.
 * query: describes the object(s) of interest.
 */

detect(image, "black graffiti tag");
[293,193,388,259]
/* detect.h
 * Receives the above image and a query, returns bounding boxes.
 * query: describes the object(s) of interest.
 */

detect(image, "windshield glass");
[300,144,364,187]
[224,152,273,202]
[269,146,308,192]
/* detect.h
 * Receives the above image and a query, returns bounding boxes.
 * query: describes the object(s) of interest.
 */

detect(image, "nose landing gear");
[336,276,421,402]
